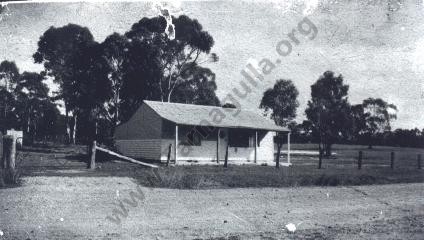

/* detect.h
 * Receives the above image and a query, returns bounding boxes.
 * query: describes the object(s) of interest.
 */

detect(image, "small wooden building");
[114,100,291,165]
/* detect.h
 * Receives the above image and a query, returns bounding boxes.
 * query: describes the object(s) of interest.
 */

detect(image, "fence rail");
[284,147,424,170]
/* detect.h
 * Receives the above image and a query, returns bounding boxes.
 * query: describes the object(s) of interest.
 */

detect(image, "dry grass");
[12,143,424,189]
[89,162,424,189]
[93,143,424,189]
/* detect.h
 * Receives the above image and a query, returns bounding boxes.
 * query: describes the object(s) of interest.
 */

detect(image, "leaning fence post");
[358,151,363,170]
[89,140,96,169]
[390,151,395,169]
[418,154,422,170]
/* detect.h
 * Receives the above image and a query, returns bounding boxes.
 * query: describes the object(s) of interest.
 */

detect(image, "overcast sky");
[1,0,423,129]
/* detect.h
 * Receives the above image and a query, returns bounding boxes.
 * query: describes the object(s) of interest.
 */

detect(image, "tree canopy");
[124,15,216,102]
[352,98,398,148]
[305,71,351,156]
[0,60,59,142]
[260,79,299,126]
[30,15,220,144]
[362,97,397,134]
[33,24,98,143]
[104,15,220,123]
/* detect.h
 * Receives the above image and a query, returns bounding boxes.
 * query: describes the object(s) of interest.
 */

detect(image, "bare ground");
[0,175,423,240]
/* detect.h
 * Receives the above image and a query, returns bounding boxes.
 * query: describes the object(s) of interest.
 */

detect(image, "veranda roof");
[144,100,289,132]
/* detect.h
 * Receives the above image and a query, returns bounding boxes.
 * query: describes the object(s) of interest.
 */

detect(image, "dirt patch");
[195,215,424,239]
[0,177,423,239]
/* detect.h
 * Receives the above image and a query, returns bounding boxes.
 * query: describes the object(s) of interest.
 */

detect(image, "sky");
[0,0,424,129]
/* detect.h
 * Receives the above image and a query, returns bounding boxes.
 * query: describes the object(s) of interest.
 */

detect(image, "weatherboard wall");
[114,104,163,159]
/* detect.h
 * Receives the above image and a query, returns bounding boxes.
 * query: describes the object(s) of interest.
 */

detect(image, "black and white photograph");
[0,0,423,239]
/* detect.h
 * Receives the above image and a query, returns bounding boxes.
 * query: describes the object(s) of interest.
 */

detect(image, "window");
[248,135,255,147]
[181,128,202,146]
[228,129,251,147]
[187,130,201,146]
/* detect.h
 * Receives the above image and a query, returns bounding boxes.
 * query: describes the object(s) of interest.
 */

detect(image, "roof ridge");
[144,100,276,119]
[144,100,238,109]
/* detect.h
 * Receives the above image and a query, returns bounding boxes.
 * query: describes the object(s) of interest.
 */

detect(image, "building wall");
[115,139,162,159]
[114,104,163,159]
[256,131,276,163]
[160,124,222,163]
[160,139,219,163]
[114,104,162,140]
[160,128,276,164]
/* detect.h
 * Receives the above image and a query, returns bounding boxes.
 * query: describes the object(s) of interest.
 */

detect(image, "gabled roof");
[144,100,289,132]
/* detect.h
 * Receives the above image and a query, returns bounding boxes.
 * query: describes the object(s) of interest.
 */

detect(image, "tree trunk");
[367,134,373,149]
[65,108,71,144]
[276,141,282,168]
[95,119,98,137]
[72,113,78,145]
[115,92,120,125]
[27,109,31,145]
[4,102,7,133]
[324,143,332,157]
[87,109,98,160]
[33,123,37,143]
[92,108,98,143]
[318,143,322,169]
[27,110,30,134]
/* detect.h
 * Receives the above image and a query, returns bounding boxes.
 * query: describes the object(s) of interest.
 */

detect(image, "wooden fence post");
[275,154,280,168]
[89,140,96,169]
[390,151,395,169]
[418,154,422,170]
[358,151,362,170]
[0,132,3,167]
[166,144,172,167]
[2,136,16,170]
[224,143,228,168]
[275,143,281,169]
[318,149,323,169]
[1,137,5,170]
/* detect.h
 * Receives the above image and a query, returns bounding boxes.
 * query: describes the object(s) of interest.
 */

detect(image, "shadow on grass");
[64,153,89,162]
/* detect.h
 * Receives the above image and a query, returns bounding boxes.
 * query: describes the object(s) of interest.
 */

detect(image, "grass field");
[8,143,423,189]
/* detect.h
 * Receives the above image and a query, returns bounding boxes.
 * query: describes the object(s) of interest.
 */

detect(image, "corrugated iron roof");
[144,100,289,132]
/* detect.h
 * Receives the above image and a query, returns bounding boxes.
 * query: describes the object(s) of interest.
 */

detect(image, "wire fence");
[286,144,424,170]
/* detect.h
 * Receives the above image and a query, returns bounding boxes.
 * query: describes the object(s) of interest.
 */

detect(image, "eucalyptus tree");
[33,24,97,143]
[305,71,351,156]
[260,79,299,161]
